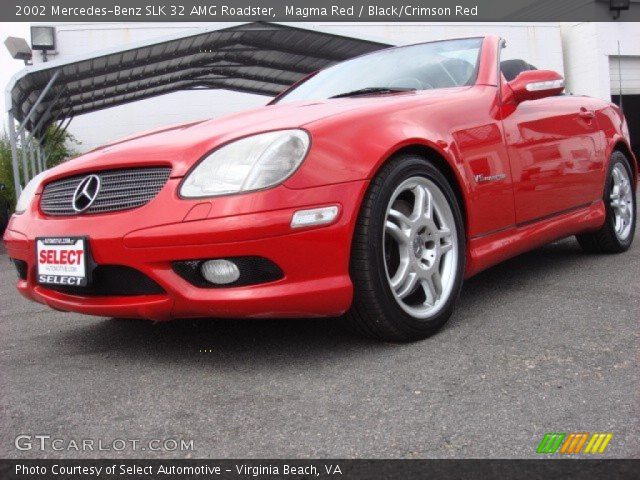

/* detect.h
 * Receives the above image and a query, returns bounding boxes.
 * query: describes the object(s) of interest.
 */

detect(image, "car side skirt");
[465,201,606,278]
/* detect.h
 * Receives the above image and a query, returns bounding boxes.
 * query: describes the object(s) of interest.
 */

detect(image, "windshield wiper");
[330,87,416,99]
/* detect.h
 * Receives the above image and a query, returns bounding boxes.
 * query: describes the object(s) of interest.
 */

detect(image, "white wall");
[313,22,564,72]
[31,22,564,152]
[561,22,640,100]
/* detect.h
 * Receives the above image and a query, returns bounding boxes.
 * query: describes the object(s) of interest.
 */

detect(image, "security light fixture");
[610,0,631,19]
[31,26,56,51]
[610,0,630,9]
[4,36,32,64]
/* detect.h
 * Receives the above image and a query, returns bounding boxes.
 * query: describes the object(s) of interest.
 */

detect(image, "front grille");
[44,265,165,296]
[40,167,171,216]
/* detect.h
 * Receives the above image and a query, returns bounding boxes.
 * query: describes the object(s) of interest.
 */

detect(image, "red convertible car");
[4,35,636,341]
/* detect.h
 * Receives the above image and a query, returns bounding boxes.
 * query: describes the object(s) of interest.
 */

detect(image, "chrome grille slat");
[45,179,80,189]
[43,182,83,195]
[40,191,76,200]
[105,176,167,182]
[40,167,171,216]
[98,182,166,194]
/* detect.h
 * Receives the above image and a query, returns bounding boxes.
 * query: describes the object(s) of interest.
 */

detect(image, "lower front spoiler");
[17,274,353,321]
[18,282,174,321]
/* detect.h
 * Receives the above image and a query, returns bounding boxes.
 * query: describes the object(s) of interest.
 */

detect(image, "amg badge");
[475,173,507,183]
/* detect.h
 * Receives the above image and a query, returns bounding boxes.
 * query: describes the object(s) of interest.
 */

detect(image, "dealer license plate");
[36,237,88,287]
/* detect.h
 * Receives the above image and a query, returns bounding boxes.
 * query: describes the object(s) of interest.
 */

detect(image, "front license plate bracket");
[36,236,95,287]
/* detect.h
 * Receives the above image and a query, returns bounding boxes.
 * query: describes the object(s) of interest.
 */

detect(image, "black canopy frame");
[5,22,389,193]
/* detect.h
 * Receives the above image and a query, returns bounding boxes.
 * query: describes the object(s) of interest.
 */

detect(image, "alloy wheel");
[382,176,458,319]
[610,163,634,241]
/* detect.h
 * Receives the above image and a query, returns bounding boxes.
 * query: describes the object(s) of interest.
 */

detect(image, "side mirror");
[507,70,565,103]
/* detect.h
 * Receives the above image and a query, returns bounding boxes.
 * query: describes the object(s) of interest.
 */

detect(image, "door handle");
[579,108,595,120]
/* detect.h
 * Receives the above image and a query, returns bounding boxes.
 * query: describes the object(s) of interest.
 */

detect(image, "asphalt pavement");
[0,232,638,459]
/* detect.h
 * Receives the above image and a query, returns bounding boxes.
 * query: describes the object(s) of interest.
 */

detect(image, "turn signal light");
[291,206,339,228]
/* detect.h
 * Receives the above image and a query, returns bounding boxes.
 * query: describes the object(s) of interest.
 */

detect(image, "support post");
[42,151,50,171]
[16,69,61,137]
[7,111,22,195]
[18,128,30,185]
[27,139,37,177]
[26,85,67,144]
[36,143,44,173]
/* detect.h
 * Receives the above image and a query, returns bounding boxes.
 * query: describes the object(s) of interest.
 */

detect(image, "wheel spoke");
[424,188,434,220]
[437,226,453,254]
[439,241,453,255]
[411,185,428,221]
[421,277,438,305]
[620,181,629,197]
[438,226,452,241]
[388,208,412,229]
[396,271,419,298]
[385,220,409,246]
[390,258,409,287]
[431,269,443,295]
[612,168,621,184]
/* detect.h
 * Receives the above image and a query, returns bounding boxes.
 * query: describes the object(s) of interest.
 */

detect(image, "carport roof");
[7,21,390,139]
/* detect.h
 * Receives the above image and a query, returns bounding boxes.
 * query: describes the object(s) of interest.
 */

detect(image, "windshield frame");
[270,36,486,105]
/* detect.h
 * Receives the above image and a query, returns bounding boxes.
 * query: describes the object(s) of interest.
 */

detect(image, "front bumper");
[4,179,368,320]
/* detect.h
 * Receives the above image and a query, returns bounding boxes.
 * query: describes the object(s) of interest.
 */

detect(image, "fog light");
[291,205,339,228]
[200,259,240,285]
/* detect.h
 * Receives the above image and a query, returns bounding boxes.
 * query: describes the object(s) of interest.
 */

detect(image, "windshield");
[275,37,484,104]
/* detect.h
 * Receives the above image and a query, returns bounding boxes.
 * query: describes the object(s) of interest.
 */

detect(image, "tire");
[577,151,636,254]
[346,154,466,342]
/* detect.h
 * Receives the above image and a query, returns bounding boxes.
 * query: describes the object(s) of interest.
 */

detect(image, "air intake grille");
[43,265,165,296]
[40,167,171,216]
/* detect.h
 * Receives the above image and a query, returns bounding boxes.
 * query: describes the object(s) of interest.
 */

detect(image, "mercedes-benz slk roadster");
[4,36,637,341]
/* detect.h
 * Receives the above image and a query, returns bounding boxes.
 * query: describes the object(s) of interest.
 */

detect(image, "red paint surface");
[4,36,637,319]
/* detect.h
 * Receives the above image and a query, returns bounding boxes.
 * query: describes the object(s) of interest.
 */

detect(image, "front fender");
[283,86,506,239]
[284,105,466,190]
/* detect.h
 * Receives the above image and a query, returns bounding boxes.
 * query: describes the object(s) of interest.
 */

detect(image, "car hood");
[44,89,466,181]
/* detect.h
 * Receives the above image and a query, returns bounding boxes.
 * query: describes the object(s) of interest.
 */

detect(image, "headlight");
[180,129,310,198]
[15,171,48,214]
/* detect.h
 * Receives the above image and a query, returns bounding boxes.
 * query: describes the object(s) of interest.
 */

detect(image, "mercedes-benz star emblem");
[72,175,101,213]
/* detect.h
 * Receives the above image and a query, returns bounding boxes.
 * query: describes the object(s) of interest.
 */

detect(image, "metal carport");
[5,22,390,194]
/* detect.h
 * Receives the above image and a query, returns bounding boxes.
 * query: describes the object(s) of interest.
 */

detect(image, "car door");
[501,94,604,225]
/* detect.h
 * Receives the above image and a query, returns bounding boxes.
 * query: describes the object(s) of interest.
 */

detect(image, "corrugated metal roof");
[7,22,390,139]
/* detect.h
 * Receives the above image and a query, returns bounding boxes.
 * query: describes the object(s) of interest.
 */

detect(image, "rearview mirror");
[507,70,565,103]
